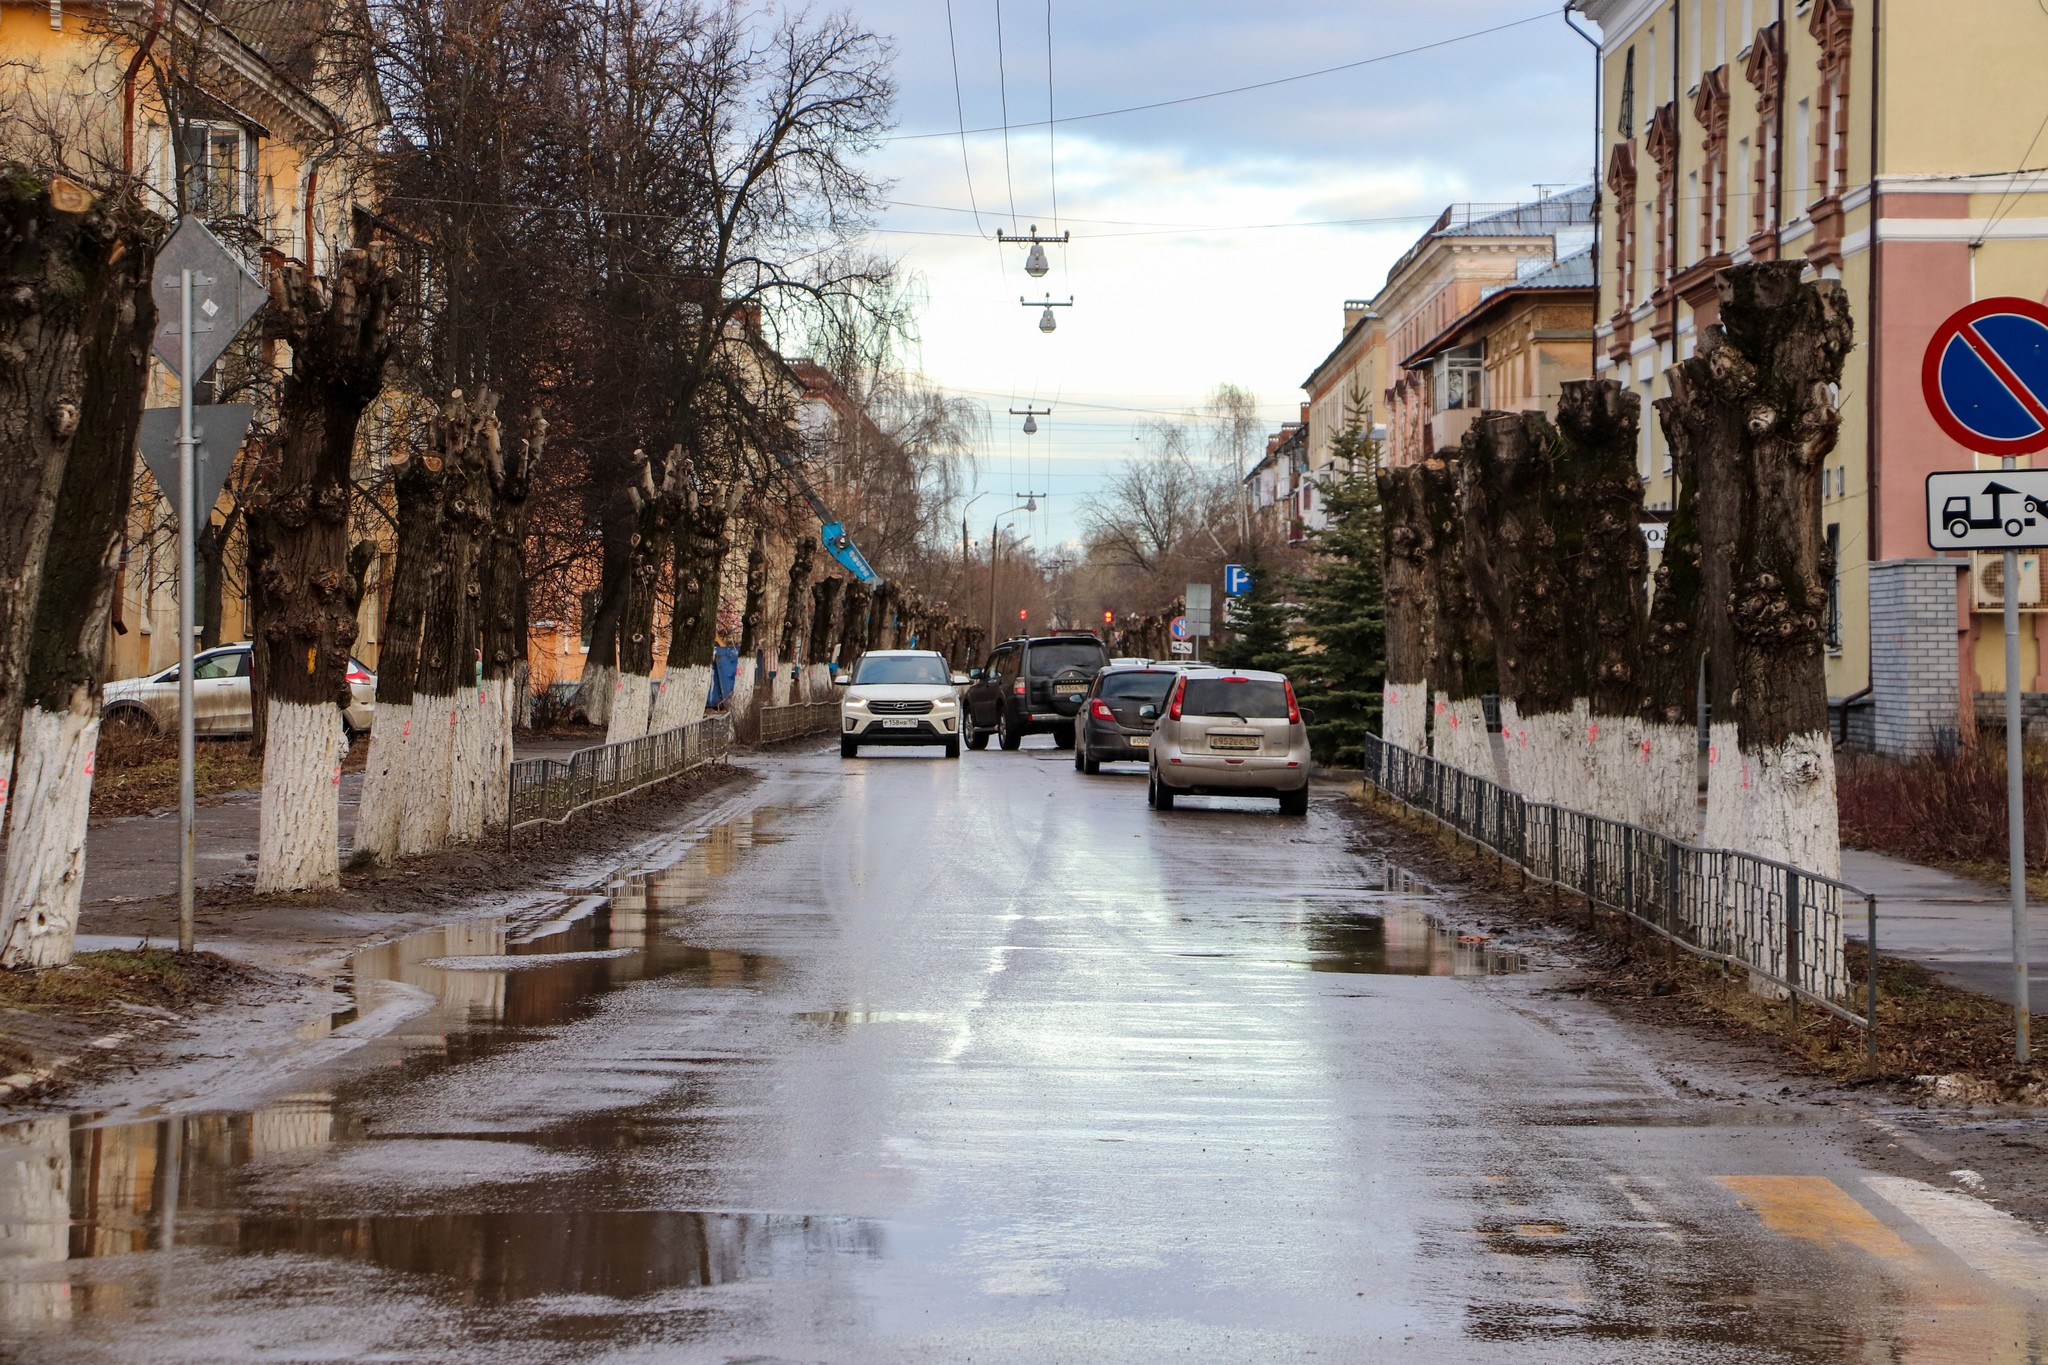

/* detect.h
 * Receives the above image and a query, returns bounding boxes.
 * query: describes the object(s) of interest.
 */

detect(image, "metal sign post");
[1923,296,2048,1060]
[147,218,265,953]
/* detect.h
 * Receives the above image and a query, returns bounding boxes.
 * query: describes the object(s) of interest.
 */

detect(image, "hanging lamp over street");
[1023,413,1038,433]
[1019,296,1072,335]
[1038,308,1057,333]
[1025,242,1049,278]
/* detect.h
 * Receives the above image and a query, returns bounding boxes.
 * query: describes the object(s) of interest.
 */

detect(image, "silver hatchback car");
[1146,668,1313,816]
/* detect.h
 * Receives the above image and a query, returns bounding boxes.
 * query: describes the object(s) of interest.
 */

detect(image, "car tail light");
[1285,680,1300,725]
[1012,680,1026,696]
[1168,677,1186,721]
[346,668,372,684]
[1090,699,1115,722]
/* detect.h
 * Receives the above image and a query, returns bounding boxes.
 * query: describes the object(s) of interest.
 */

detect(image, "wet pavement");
[2,739,2048,1361]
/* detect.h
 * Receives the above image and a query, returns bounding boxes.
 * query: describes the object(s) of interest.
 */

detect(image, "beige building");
[1578,0,2048,751]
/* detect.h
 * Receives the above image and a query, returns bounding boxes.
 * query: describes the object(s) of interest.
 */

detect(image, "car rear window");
[1181,677,1290,719]
[854,655,951,685]
[1099,671,1175,702]
[1028,641,1107,674]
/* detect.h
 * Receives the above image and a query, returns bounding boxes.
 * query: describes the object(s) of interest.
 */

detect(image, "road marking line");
[1608,1174,1683,1242]
[1855,1111,1954,1165]
[1717,1175,1912,1261]
[1865,1175,2048,1299]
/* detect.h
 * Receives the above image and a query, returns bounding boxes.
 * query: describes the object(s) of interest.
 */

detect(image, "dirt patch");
[0,950,265,1081]
[90,727,267,820]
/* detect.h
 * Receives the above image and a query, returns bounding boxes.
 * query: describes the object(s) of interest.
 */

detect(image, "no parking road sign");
[1169,615,1191,641]
[1923,297,2048,456]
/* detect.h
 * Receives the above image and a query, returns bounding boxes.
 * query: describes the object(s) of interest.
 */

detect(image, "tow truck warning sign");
[1925,470,2048,550]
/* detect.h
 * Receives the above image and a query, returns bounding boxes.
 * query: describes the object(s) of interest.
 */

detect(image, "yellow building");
[1,0,383,680]
[1577,0,2048,753]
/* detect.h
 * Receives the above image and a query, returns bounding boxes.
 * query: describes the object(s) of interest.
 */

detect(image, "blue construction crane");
[775,450,881,587]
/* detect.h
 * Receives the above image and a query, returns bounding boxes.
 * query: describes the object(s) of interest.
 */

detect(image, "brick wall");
[1868,558,1962,757]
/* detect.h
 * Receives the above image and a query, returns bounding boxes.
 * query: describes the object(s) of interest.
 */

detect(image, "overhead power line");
[941,0,984,235]
[886,11,1554,142]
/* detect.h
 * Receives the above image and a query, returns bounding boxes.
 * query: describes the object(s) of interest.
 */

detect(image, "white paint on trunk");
[351,700,412,864]
[1383,679,1427,753]
[770,662,794,707]
[400,692,457,857]
[1700,720,1746,856]
[0,738,13,847]
[728,663,756,724]
[482,677,514,828]
[1636,720,1702,841]
[803,663,834,704]
[0,699,98,969]
[577,662,615,726]
[1431,691,1494,778]
[605,672,652,744]
[255,699,341,894]
[0,1117,71,1327]
[446,683,493,844]
[1740,730,1842,879]
[1499,702,1582,808]
[1587,711,1651,827]
[647,665,710,734]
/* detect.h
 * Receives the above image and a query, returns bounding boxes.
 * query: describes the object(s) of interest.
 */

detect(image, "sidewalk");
[1842,849,2048,1008]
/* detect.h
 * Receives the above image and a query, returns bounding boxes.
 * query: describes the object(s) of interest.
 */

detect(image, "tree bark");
[808,576,843,700]
[651,474,734,734]
[837,582,870,673]
[1418,457,1494,776]
[1457,411,1579,802]
[249,245,400,894]
[0,201,155,968]
[196,507,241,649]
[353,438,445,864]
[1555,380,1650,824]
[573,494,632,727]
[478,408,543,826]
[1376,465,1431,753]
[0,172,142,838]
[604,451,672,744]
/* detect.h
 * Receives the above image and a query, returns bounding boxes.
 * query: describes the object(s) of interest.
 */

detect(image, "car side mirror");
[950,672,970,686]
[833,674,851,686]
[968,668,985,681]
[1138,704,1157,720]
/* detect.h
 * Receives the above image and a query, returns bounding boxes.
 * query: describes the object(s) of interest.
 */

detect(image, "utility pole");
[988,495,1044,647]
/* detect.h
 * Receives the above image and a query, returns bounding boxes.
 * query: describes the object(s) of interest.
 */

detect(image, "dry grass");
[0,949,258,1076]
[1838,745,2048,879]
[91,725,265,819]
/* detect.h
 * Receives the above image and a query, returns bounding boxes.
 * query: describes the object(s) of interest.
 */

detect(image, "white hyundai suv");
[837,650,968,759]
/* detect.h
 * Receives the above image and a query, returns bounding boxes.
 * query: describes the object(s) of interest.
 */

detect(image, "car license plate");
[1130,736,1149,748]
[882,718,917,729]
[1054,683,1085,696]
[1208,735,1259,751]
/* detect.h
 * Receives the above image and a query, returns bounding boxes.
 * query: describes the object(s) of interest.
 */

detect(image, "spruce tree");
[1293,422,1386,764]
[1211,551,1295,674]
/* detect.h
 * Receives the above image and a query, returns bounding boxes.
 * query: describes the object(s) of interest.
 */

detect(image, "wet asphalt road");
[3,738,2048,1361]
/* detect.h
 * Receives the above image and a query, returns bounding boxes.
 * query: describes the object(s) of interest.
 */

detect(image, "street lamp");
[1020,296,1073,333]
[1009,404,1051,435]
[989,495,1043,646]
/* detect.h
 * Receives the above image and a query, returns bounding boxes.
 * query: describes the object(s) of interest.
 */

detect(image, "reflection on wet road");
[2,741,2046,1361]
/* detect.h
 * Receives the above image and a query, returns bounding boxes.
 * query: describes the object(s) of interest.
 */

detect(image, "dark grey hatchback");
[1073,663,1185,773]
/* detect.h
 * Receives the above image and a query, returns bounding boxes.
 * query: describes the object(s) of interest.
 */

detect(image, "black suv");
[964,634,1110,750]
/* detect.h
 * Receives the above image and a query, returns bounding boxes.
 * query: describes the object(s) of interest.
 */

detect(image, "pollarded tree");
[247,241,402,894]
[1375,464,1430,753]
[1419,456,1495,776]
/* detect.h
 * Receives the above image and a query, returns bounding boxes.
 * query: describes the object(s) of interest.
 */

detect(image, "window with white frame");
[180,122,251,218]
[1437,345,1483,412]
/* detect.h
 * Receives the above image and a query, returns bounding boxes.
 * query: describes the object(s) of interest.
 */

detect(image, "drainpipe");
[1669,0,1681,374]
[1865,0,1881,682]
[1774,0,1787,243]
[1564,2,1602,378]
[121,0,168,178]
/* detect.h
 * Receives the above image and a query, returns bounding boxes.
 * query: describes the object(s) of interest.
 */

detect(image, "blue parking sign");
[1224,564,1253,597]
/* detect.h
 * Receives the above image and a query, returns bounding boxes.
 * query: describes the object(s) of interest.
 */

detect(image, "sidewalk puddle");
[0,804,803,1324]
[1305,905,1528,976]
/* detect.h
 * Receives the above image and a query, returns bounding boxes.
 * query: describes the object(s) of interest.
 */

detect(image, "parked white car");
[100,643,377,741]
[837,649,968,759]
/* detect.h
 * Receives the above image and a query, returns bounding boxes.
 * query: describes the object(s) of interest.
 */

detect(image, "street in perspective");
[2,1,2048,1361]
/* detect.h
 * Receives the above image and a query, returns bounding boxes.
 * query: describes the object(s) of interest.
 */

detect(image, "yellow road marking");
[1717,1175,1913,1261]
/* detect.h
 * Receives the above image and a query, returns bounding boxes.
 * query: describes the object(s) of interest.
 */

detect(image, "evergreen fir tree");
[1210,550,1295,674]
[1292,420,1386,764]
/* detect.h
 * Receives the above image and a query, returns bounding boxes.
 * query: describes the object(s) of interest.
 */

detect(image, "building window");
[1825,522,1842,651]
[1619,47,1636,137]
[181,122,250,218]
[1438,345,1483,411]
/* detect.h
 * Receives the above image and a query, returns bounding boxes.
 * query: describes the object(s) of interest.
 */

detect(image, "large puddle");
[1296,864,1530,976]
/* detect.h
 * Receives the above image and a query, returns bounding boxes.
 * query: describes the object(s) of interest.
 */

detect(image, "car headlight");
[843,692,869,709]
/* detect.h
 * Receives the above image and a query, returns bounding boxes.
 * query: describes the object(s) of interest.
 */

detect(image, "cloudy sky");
[845,1,1595,548]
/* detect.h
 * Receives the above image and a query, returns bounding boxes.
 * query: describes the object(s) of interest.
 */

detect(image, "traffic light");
[1103,610,1113,625]
[1018,608,1028,621]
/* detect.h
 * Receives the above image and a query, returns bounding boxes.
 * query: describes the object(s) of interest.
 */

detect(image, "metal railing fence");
[508,714,732,838]
[1363,734,1878,1047]
[757,700,840,746]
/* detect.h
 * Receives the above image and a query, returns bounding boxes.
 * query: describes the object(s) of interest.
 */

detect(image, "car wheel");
[1073,743,1085,771]
[1084,755,1101,775]
[945,737,961,758]
[998,709,1022,751]
[1148,770,1175,810]
[967,728,990,751]
[1053,722,1076,750]
[840,737,858,759]
[101,706,157,739]
[1279,785,1309,817]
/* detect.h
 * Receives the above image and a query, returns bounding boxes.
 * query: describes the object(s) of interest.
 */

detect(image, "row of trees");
[1381,261,1847,881]
[0,0,986,967]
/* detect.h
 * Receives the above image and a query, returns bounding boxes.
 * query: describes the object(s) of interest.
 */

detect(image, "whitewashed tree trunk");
[729,660,756,722]
[606,672,653,743]
[1383,679,1427,752]
[352,702,412,864]
[446,684,493,844]
[0,1116,71,1329]
[578,661,616,726]
[804,663,833,704]
[256,701,342,894]
[770,662,793,707]
[1636,720,1701,842]
[1700,720,1745,855]
[647,664,711,734]
[483,677,514,828]
[0,737,13,853]
[0,700,98,968]
[401,693,457,857]
[1431,691,1493,779]
[1587,711,1652,827]
[1500,700,1583,809]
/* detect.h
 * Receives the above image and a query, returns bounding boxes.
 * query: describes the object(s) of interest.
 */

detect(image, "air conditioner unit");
[1972,551,2044,611]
